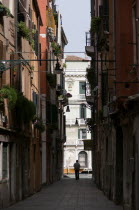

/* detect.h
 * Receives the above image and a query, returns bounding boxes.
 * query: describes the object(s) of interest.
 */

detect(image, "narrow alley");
[4,175,122,210]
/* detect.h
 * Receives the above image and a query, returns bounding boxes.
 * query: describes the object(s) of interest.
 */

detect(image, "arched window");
[78,151,87,168]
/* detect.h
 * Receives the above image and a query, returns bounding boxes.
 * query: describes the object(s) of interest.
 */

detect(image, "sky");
[55,0,91,58]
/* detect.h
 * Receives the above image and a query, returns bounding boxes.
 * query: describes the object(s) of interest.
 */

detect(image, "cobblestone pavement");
[4,174,123,210]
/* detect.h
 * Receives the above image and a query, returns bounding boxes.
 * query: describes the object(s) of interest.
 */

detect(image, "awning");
[82,139,93,151]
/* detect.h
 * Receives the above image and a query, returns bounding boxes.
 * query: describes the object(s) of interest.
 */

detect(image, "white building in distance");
[63,56,92,174]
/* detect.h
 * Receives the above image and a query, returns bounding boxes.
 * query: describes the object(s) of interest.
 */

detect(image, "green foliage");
[47,73,56,88]
[51,41,63,57]
[30,39,35,49]
[53,12,58,25]
[97,37,109,52]
[32,29,36,34]
[18,21,35,50]
[0,4,11,17]
[18,21,30,40]
[15,93,36,124]
[63,63,67,68]
[0,86,17,109]
[30,65,35,71]
[91,17,101,33]
[33,116,45,132]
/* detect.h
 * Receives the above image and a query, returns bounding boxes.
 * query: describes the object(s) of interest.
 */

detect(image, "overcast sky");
[55,0,91,58]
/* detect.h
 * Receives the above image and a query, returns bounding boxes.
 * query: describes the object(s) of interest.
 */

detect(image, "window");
[79,82,85,94]
[78,151,87,167]
[80,104,86,118]
[78,129,87,139]
[2,143,8,179]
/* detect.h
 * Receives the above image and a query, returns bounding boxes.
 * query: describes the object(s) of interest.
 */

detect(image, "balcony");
[66,118,86,126]
[69,95,86,104]
[85,82,95,105]
[85,32,94,57]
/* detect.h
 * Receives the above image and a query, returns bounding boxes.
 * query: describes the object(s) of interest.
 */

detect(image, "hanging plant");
[91,17,101,33]
[0,4,11,17]
[18,21,30,40]
[97,37,109,52]
[47,73,56,88]
[53,12,58,25]
[63,63,67,68]
[0,86,17,109]
[33,116,45,132]
[51,41,63,57]
[15,93,36,124]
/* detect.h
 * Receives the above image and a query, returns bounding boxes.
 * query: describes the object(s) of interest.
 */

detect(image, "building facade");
[85,0,139,209]
[63,56,92,174]
[0,0,68,208]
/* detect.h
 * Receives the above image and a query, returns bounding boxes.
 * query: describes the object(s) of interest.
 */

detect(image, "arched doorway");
[78,151,87,168]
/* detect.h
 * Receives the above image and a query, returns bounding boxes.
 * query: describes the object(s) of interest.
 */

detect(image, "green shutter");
[79,82,85,94]
[78,129,80,139]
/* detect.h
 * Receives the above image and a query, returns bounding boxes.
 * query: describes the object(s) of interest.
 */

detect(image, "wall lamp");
[75,118,86,126]
[55,58,63,74]
[66,105,70,112]
[75,118,79,125]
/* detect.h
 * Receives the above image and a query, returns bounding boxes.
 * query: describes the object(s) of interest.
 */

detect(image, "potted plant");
[91,17,101,33]
[18,21,30,40]
[0,4,11,17]
[0,86,17,109]
[97,36,109,52]
[53,12,58,25]
[33,116,45,132]
[15,93,36,124]
[46,73,56,88]
[51,41,63,57]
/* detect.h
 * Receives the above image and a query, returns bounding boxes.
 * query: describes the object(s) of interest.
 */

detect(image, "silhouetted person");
[73,160,80,180]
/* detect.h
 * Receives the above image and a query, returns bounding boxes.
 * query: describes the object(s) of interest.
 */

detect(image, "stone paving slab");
[4,175,123,210]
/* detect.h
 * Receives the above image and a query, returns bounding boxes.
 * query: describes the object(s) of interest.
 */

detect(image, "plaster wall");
[64,59,92,172]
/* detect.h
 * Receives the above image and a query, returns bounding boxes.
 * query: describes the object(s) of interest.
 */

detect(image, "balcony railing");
[85,82,95,105]
[66,118,86,125]
[69,95,86,101]
[85,32,94,57]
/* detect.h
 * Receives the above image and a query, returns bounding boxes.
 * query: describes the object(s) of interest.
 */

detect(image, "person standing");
[73,160,80,180]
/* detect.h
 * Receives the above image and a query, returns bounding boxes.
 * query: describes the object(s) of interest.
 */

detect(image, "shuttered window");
[80,104,86,118]
[78,129,87,139]
[79,82,85,94]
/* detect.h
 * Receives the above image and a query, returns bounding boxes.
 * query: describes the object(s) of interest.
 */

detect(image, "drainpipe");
[37,16,41,117]
[113,0,116,97]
